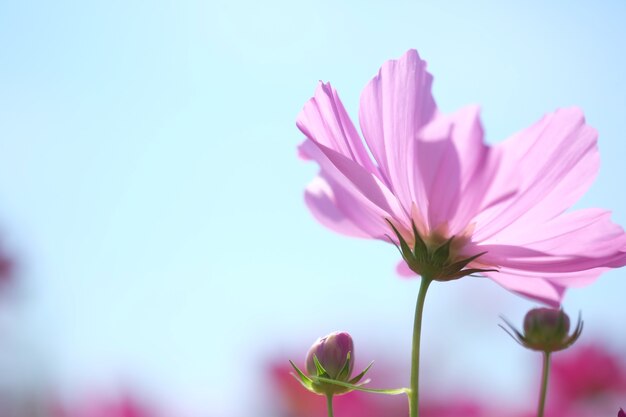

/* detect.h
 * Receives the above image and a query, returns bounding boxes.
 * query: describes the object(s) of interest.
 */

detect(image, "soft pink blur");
[297,49,626,305]
[545,344,626,417]
[50,393,158,417]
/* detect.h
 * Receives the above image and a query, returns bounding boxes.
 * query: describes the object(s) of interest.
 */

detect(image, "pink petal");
[297,82,377,174]
[299,139,407,239]
[416,106,495,234]
[479,209,626,273]
[396,260,416,277]
[473,108,599,242]
[359,49,437,214]
[304,176,370,238]
[481,270,567,306]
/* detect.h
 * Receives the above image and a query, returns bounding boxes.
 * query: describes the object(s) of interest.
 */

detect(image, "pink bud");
[305,331,354,380]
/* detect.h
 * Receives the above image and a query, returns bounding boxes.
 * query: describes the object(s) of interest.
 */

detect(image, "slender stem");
[409,277,432,417]
[537,352,551,417]
[326,394,334,417]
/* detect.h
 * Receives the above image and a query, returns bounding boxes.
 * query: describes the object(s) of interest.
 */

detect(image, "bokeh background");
[0,1,625,416]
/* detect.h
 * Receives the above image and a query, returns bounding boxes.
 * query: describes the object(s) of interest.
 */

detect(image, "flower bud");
[619,408,625,417]
[523,308,570,350]
[290,331,372,397]
[500,308,582,353]
[305,331,354,380]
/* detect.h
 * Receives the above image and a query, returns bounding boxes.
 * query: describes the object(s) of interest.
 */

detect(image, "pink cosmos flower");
[297,49,626,305]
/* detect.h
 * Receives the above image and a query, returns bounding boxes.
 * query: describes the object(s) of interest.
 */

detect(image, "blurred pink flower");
[297,49,626,305]
[545,343,626,416]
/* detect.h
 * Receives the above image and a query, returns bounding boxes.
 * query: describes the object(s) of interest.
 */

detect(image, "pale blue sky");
[0,1,625,416]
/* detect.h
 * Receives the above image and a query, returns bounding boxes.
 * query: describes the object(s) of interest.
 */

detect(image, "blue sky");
[1,1,625,415]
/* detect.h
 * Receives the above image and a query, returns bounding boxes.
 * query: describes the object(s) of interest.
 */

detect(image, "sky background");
[0,1,625,416]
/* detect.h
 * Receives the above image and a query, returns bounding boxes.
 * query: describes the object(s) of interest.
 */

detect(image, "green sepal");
[441,252,487,274]
[313,354,330,378]
[444,267,499,280]
[336,351,352,382]
[289,360,315,391]
[314,376,408,396]
[411,220,428,262]
[431,236,454,267]
[385,220,414,267]
[498,316,526,347]
[348,360,373,385]
[561,312,584,350]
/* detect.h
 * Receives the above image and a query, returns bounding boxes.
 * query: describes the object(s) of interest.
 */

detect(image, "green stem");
[537,352,551,417]
[409,277,432,417]
[326,394,334,417]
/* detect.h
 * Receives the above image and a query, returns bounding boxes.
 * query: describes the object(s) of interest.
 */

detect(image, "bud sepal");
[289,355,374,396]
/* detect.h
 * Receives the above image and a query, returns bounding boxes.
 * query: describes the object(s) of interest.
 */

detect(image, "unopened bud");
[523,308,571,350]
[305,331,354,380]
[290,331,372,397]
[501,308,583,353]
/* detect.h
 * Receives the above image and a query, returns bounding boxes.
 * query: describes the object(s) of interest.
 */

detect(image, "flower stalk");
[409,276,432,417]
[537,351,551,417]
[326,394,334,417]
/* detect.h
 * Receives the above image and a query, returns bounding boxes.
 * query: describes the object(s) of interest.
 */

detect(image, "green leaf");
[314,376,408,396]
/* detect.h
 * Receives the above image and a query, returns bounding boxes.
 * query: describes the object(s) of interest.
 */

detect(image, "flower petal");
[359,49,437,213]
[299,139,407,240]
[479,209,626,273]
[304,176,370,238]
[481,270,567,306]
[416,106,496,234]
[297,82,377,173]
[473,108,599,242]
